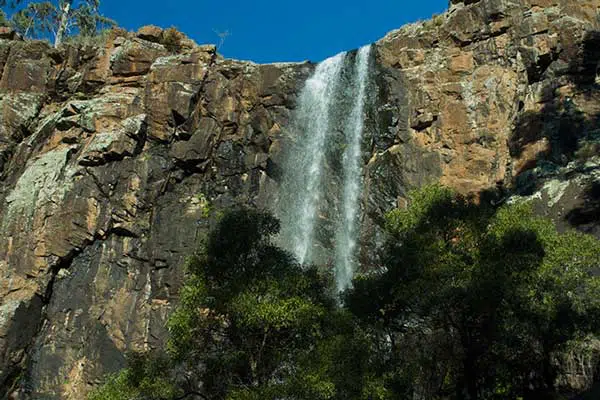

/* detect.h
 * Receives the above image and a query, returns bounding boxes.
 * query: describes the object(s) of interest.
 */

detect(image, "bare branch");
[213,28,231,50]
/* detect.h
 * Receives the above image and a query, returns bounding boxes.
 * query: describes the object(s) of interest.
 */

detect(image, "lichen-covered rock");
[110,38,168,77]
[78,114,147,166]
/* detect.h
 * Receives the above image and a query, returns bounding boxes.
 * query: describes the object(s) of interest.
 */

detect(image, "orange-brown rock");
[0,27,19,40]
[375,0,600,195]
[0,26,312,399]
[137,25,164,43]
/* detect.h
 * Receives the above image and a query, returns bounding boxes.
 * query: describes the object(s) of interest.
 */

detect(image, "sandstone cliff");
[0,0,599,397]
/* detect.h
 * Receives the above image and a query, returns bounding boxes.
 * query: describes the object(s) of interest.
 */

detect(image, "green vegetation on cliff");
[88,353,177,400]
[89,187,600,400]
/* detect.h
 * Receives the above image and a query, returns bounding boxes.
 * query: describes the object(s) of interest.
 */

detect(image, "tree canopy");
[0,0,114,46]
[89,189,600,400]
[346,185,600,399]
[167,209,338,399]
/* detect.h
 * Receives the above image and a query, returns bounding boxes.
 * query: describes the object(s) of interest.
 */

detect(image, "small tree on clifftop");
[0,0,114,46]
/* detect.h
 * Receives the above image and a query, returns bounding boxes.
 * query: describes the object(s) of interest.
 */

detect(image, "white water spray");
[335,45,371,292]
[279,53,345,265]
[278,45,372,291]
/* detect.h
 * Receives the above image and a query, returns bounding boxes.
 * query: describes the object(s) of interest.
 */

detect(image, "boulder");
[137,25,164,43]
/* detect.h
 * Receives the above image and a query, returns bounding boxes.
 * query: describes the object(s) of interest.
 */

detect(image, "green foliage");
[90,192,600,400]
[422,13,445,30]
[385,184,459,234]
[346,184,600,399]
[289,311,398,400]
[10,2,56,38]
[0,8,8,26]
[167,209,337,399]
[432,13,444,27]
[72,1,114,38]
[194,193,211,218]
[1,0,114,43]
[88,352,177,400]
[63,27,110,47]
[87,371,136,400]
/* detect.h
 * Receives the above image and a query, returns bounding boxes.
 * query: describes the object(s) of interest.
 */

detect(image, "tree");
[10,2,55,39]
[87,352,178,400]
[287,309,406,400]
[53,0,71,46]
[0,0,114,46]
[345,185,600,399]
[89,209,344,400]
[166,209,337,400]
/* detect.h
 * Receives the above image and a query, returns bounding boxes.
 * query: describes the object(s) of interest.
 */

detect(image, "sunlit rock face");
[374,0,600,243]
[0,29,314,399]
[0,0,599,396]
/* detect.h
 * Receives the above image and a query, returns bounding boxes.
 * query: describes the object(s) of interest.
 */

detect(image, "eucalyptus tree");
[0,0,114,46]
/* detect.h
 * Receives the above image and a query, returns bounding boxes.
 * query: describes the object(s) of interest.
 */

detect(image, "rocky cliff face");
[0,0,599,397]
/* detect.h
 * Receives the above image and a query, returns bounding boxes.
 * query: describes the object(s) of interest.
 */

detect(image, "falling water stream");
[278,45,372,292]
[278,53,345,265]
[335,45,371,292]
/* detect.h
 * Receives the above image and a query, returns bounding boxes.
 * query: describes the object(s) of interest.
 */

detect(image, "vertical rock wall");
[0,29,313,398]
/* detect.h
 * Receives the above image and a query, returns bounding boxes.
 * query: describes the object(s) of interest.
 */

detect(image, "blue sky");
[100,0,448,63]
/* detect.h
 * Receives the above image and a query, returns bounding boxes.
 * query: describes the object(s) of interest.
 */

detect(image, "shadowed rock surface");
[0,1,599,397]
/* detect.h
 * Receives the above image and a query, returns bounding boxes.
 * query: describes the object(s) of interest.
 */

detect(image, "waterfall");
[278,45,372,291]
[278,52,346,265]
[335,45,371,292]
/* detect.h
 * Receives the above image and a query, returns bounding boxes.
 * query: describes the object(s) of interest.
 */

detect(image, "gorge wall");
[0,0,599,397]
